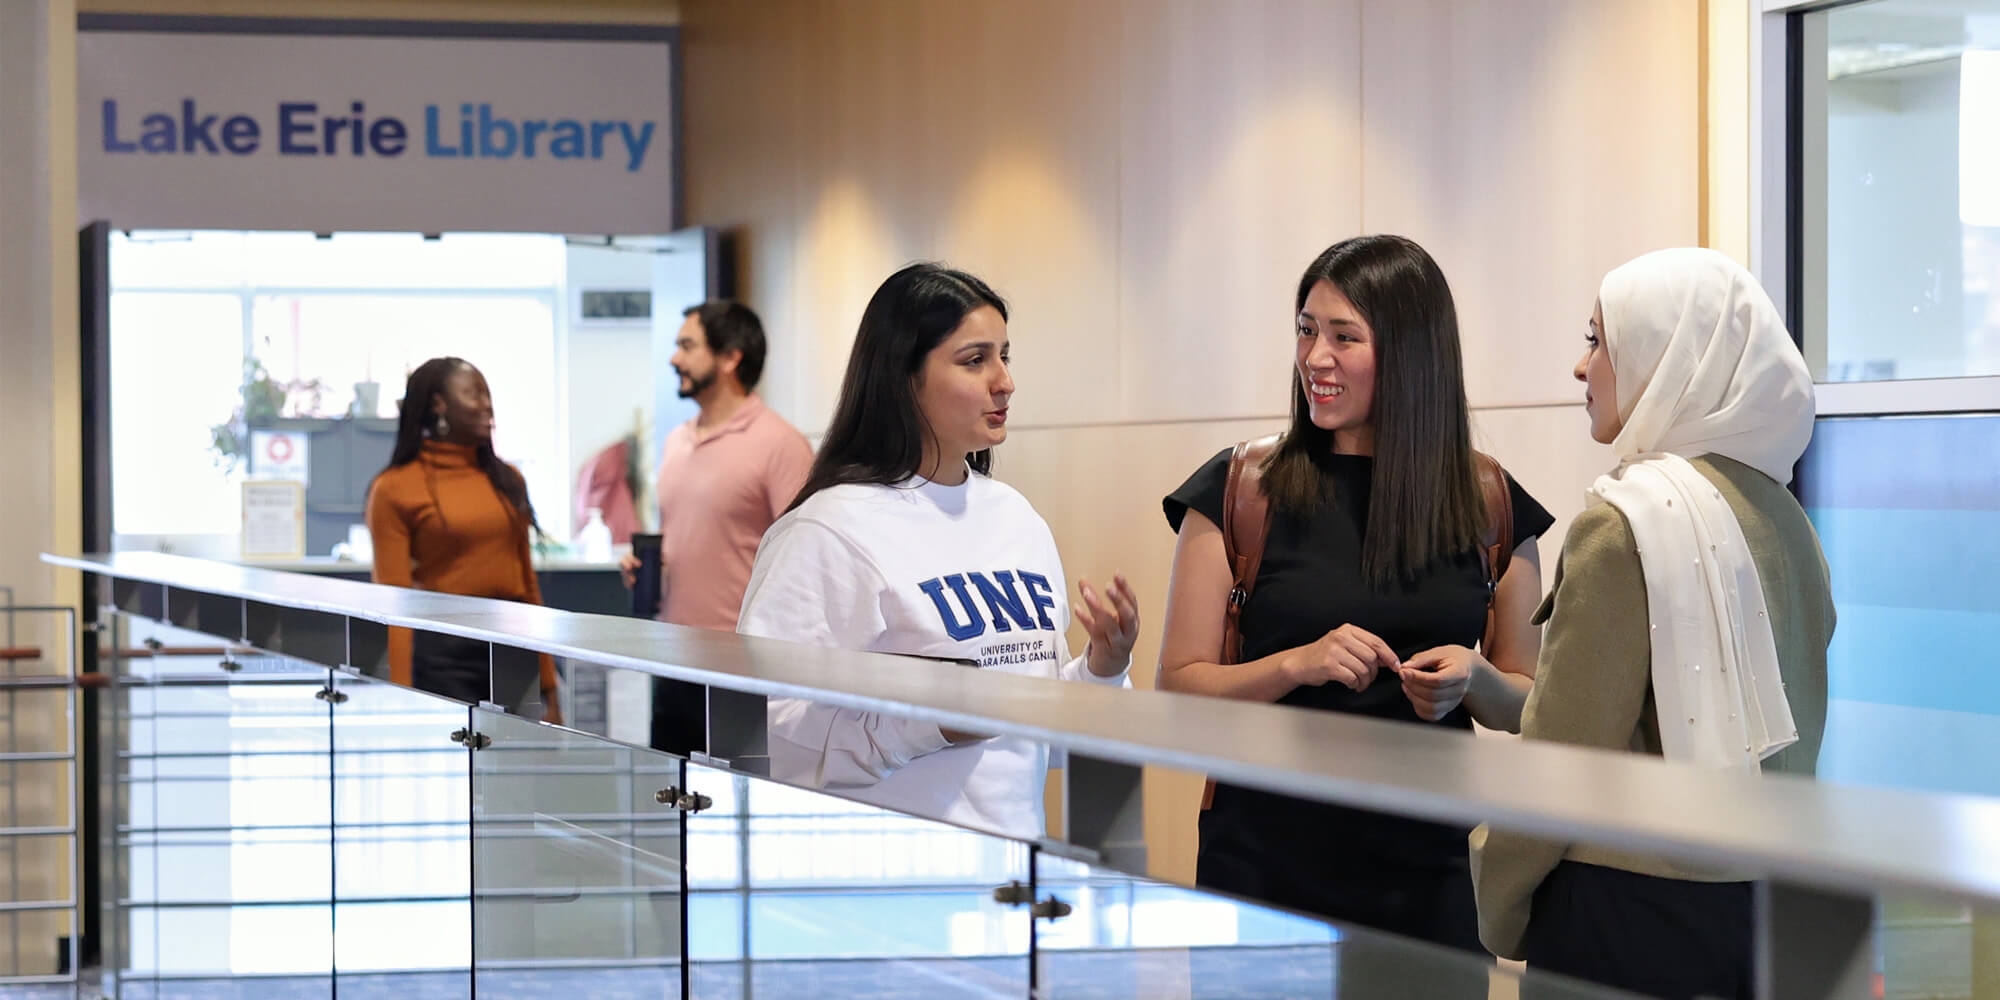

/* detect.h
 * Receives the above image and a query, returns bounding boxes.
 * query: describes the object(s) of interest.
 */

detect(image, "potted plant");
[208,358,327,471]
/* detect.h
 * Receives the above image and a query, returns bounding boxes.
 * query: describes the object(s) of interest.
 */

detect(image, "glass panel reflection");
[686,761,1032,998]
[469,706,683,1000]
[1032,853,1640,1000]
[110,613,333,995]
[331,672,472,996]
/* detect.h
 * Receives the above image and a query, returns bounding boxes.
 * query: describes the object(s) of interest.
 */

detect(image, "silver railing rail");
[49,550,2000,999]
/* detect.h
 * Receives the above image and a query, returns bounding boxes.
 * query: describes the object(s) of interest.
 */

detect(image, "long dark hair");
[378,357,539,532]
[788,263,1008,512]
[1265,235,1484,588]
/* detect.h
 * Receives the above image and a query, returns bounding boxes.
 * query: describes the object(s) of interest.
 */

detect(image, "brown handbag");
[1200,438,1515,809]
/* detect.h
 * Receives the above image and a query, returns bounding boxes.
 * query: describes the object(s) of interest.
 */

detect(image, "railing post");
[702,687,769,777]
[1757,881,1876,1000]
[1061,754,1146,872]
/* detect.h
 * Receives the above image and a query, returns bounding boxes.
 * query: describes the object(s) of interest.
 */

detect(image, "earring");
[434,415,450,439]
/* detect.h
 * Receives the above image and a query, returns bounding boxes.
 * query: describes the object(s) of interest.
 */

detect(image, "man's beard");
[676,369,716,399]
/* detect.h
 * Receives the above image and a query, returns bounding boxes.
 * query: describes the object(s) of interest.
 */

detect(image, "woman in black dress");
[1158,235,1553,976]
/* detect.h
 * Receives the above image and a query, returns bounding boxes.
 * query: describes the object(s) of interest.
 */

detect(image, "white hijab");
[1591,247,1814,770]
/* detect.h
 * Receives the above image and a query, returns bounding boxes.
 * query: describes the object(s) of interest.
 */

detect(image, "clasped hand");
[1282,626,1480,721]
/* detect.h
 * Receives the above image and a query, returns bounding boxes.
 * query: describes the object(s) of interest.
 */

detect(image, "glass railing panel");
[1032,853,1647,1000]
[469,704,683,999]
[688,761,1033,999]
[109,612,333,996]
[330,670,474,997]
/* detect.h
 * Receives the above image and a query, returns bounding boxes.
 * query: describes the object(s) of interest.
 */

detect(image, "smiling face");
[1576,299,1622,444]
[914,305,1013,476]
[1295,279,1379,454]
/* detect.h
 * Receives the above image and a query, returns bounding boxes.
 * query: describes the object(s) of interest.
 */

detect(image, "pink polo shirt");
[654,395,814,631]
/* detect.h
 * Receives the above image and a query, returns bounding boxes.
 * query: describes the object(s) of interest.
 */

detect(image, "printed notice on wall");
[242,480,305,560]
[249,430,310,487]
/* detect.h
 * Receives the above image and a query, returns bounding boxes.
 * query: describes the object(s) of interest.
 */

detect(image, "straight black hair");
[788,263,1008,512]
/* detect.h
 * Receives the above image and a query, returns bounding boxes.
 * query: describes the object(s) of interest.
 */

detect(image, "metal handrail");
[46,550,2000,915]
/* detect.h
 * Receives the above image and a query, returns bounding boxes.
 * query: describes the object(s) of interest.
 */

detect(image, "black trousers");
[412,633,550,719]
[1522,861,1754,1000]
[649,676,708,756]
[411,633,493,705]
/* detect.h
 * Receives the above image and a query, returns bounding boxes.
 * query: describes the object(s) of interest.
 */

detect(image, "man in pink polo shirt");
[621,300,812,752]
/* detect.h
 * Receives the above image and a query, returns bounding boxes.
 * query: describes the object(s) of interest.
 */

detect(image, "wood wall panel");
[1470,403,1616,594]
[1360,0,1701,410]
[923,0,1126,428]
[683,0,812,418]
[1116,0,1362,424]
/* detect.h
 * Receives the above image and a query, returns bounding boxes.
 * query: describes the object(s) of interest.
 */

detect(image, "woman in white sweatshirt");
[736,262,1140,839]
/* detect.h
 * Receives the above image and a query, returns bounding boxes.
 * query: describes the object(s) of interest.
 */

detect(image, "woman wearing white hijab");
[1470,248,1835,999]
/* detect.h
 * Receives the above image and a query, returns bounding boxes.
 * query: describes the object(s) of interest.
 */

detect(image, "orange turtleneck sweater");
[365,441,557,700]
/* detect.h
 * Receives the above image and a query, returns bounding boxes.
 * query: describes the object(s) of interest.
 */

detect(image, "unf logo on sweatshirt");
[917,571,1058,641]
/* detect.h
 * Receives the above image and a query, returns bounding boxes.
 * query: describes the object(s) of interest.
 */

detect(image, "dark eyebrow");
[955,340,1006,354]
[1299,311,1362,328]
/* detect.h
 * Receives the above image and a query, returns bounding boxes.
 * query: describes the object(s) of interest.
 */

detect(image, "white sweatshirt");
[736,469,1129,839]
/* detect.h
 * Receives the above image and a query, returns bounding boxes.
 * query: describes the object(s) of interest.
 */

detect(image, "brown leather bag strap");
[1220,433,1282,665]
[1206,433,1280,813]
[1473,452,1515,657]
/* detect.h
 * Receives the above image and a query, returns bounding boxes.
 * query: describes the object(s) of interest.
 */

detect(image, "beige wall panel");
[1116,0,1362,424]
[1,0,79,608]
[998,416,1284,882]
[0,7,61,607]
[786,0,935,433]
[682,0,813,422]
[1470,403,1614,594]
[1360,0,1701,411]
[1705,0,1753,263]
[0,0,79,973]
[922,0,1125,428]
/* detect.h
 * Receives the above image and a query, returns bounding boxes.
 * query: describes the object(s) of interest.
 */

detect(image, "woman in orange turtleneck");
[366,357,561,723]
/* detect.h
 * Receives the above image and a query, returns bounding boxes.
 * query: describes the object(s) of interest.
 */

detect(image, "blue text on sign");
[100,99,657,172]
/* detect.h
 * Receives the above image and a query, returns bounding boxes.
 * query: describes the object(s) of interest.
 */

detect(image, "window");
[110,231,568,550]
[1809,0,2000,384]
[109,291,246,537]
[250,293,562,525]
[1797,413,2000,798]
[1783,6,2000,993]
